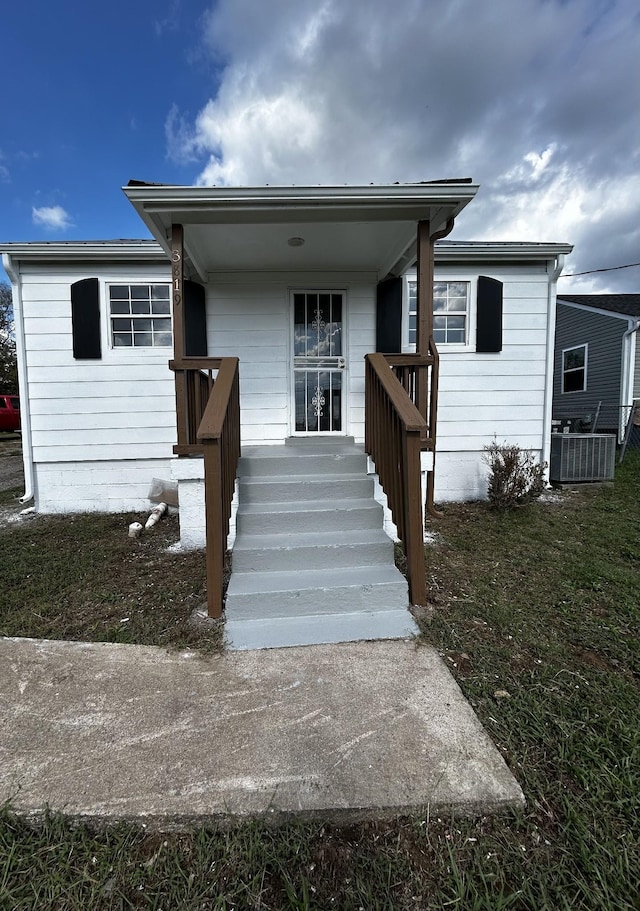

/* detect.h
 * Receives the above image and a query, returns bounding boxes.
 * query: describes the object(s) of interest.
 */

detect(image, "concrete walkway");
[0,637,524,828]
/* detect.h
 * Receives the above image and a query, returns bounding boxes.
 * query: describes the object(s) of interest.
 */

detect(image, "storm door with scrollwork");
[293,291,345,433]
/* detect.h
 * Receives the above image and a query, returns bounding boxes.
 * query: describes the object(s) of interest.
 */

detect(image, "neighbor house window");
[407,280,470,346]
[109,284,172,347]
[562,344,587,393]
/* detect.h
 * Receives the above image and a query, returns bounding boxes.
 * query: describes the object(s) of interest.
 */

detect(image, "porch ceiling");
[123,183,478,281]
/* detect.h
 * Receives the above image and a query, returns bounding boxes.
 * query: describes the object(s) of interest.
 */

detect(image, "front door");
[292,291,346,433]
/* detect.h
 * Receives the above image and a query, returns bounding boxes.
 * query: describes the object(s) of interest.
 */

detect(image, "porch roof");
[123,182,479,282]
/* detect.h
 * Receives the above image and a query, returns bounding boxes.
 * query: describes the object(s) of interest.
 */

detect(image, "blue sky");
[1,0,639,291]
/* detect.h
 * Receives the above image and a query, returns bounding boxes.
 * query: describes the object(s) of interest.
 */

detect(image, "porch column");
[415,217,455,356]
[171,223,187,447]
[171,224,186,360]
[415,217,454,518]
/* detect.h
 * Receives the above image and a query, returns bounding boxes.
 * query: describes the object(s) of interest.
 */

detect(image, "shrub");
[483,440,546,509]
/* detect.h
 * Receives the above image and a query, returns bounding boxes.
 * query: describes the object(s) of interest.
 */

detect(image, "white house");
[1,182,572,648]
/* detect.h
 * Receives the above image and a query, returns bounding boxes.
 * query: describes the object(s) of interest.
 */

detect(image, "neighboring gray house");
[553,294,640,440]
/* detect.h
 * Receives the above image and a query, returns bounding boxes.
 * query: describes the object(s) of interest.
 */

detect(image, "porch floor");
[1,637,524,826]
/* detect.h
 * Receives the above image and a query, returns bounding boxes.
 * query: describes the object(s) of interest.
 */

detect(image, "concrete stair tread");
[242,442,363,458]
[238,472,370,485]
[227,563,406,596]
[225,610,417,650]
[237,498,379,516]
[232,528,392,551]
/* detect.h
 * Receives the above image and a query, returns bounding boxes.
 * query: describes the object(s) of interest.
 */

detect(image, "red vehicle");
[0,394,20,432]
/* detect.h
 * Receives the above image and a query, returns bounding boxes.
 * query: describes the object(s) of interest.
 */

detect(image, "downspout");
[2,253,34,504]
[620,318,640,440]
[541,254,565,483]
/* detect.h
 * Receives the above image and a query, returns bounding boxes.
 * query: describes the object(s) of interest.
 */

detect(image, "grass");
[1,451,639,909]
[0,509,222,651]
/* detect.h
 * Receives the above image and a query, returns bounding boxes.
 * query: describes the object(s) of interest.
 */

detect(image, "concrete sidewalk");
[0,637,523,828]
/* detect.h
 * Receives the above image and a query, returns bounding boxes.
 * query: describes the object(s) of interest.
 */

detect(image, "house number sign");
[171,225,183,310]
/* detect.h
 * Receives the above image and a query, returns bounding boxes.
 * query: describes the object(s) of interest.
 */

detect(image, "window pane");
[564,348,585,370]
[133,300,151,314]
[433,295,446,312]
[133,318,152,331]
[449,282,467,296]
[448,315,465,330]
[433,316,446,331]
[151,299,170,315]
[564,369,585,393]
[133,332,152,346]
[112,318,131,331]
[447,329,465,344]
[153,318,171,332]
[110,301,130,315]
[155,332,173,347]
[113,333,132,347]
[131,285,150,300]
[151,284,170,299]
[110,285,128,300]
[433,329,445,344]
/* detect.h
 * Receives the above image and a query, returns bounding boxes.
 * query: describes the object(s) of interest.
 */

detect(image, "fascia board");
[122,185,479,227]
[123,183,480,207]
[556,299,637,323]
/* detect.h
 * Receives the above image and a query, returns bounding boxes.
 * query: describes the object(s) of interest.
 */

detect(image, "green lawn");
[1,452,638,909]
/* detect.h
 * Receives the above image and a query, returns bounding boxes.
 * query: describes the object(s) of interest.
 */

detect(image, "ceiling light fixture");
[287,236,305,247]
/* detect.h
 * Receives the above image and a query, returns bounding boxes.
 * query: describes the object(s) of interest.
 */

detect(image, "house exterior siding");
[18,261,175,512]
[553,302,626,434]
[406,262,552,501]
[205,271,376,445]
[6,245,567,514]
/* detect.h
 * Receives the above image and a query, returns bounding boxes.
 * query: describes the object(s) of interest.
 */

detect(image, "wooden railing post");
[404,430,427,607]
[197,357,240,618]
[365,352,429,607]
[203,438,224,618]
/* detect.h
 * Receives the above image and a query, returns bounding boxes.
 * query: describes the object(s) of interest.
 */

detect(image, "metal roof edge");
[122,182,480,209]
[433,241,574,260]
[0,240,167,262]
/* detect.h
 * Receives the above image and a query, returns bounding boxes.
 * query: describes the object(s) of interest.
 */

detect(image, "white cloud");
[167,0,640,290]
[32,205,73,231]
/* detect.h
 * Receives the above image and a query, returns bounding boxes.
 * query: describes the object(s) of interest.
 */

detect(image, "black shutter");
[71,278,101,359]
[476,276,503,352]
[376,277,402,353]
[184,280,207,357]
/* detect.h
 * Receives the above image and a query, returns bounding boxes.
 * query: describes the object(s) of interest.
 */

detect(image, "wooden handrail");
[170,357,223,454]
[197,357,241,618]
[365,352,427,607]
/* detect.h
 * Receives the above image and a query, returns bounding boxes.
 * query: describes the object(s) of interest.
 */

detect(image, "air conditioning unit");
[549,433,616,483]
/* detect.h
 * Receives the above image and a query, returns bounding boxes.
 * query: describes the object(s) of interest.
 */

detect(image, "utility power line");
[563,262,640,277]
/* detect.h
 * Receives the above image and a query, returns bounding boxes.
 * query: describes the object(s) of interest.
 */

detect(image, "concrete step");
[236,498,383,535]
[238,474,374,504]
[224,437,414,650]
[238,446,367,479]
[225,565,409,618]
[225,609,417,650]
[232,528,394,572]
[284,435,356,449]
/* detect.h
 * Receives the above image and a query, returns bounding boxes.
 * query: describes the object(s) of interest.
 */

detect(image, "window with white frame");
[407,280,470,347]
[109,284,172,348]
[562,344,587,393]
